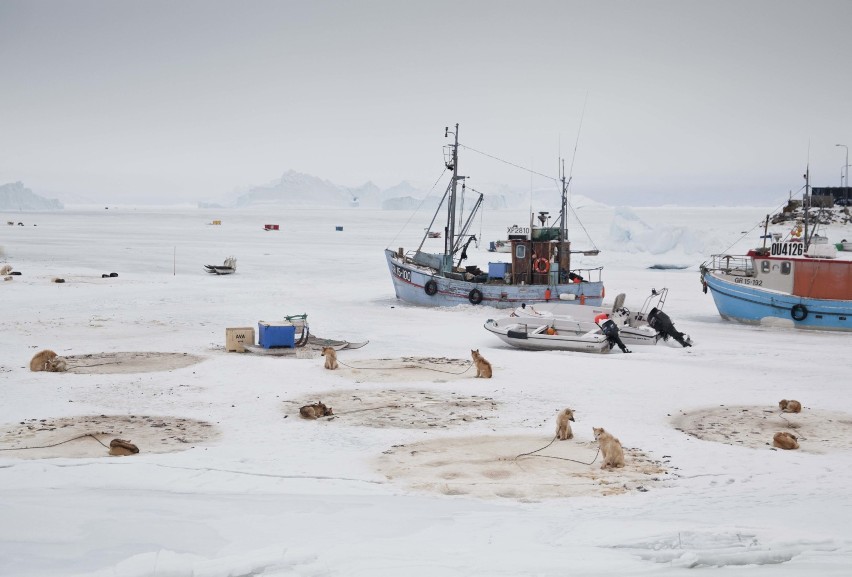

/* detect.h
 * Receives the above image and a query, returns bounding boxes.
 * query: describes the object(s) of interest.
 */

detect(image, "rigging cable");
[701,183,808,268]
[459,144,558,183]
[386,168,447,249]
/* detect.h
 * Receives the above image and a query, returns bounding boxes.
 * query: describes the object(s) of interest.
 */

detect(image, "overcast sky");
[2,0,851,206]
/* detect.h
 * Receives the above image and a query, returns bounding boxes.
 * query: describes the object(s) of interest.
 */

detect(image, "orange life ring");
[533,258,550,274]
[594,313,609,324]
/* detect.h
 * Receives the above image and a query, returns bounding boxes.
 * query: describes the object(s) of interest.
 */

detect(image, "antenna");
[567,92,588,185]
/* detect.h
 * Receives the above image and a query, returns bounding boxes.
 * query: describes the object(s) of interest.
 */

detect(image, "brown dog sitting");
[556,408,575,440]
[109,439,140,456]
[773,431,799,450]
[471,349,493,378]
[779,399,802,413]
[321,347,339,370]
[300,402,334,419]
[593,426,625,469]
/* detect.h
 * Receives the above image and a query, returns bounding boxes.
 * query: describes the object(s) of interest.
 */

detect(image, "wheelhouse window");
[781,261,792,275]
[761,261,770,273]
[515,245,526,259]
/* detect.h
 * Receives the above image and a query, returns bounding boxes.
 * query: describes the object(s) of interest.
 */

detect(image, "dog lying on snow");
[593,426,625,469]
[773,431,799,450]
[556,408,575,440]
[321,347,339,370]
[29,349,68,372]
[779,399,802,413]
[300,402,334,419]
[109,439,139,456]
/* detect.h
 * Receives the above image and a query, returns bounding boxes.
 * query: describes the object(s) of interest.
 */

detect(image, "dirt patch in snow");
[374,434,668,501]
[63,351,203,374]
[671,405,852,453]
[283,388,499,429]
[0,414,220,459]
[331,356,475,383]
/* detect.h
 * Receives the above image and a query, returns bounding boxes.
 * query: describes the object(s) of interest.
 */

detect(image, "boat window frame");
[515,244,526,259]
[781,261,792,275]
[761,260,770,274]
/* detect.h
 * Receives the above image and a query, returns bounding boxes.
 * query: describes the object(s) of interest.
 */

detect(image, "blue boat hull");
[703,272,852,331]
[386,249,604,309]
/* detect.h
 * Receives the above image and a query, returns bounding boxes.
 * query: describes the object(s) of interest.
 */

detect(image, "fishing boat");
[384,124,604,308]
[700,170,852,331]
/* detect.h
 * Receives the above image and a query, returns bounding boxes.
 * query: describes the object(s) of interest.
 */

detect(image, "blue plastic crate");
[258,321,296,349]
[488,262,510,278]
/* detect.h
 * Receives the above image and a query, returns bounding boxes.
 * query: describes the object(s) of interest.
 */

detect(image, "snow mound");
[672,405,852,453]
[375,434,668,501]
[282,388,499,429]
[331,356,475,383]
[64,351,204,374]
[0,414,220,459]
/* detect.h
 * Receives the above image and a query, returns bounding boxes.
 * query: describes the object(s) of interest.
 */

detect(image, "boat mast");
[558,159,571,277]
[444,124,460,272]
[803,166,810,250]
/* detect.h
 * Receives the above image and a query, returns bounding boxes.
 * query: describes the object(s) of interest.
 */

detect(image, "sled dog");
[773,431,799,450]
[779,399,802,413]
[556,408,575,440]
[300,402,334,419]
[593,426,625,469]
[109,439,139,456]
[30,349,67,372]
[321,347,339,370]
[471,349,493,378]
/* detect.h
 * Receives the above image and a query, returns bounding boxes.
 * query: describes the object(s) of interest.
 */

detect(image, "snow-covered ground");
[2,204,851,576]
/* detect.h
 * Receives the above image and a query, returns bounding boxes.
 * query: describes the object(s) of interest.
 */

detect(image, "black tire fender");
[468,288,483,305]
[424,280,438,296]
[791,304,808,321]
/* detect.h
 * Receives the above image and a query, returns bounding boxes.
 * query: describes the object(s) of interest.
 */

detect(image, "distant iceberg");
[0,182,63,211]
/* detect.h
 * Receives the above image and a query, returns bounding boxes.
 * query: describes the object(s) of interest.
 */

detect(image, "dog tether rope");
[336,359,474,375]
[0,433,110,452]
[515,435,600,465]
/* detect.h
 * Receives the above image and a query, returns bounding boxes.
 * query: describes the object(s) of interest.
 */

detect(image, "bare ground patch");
[332,357,475,383]
[283,388,499,429]
[671,405,852,453]
[0,414,220,459]
[374,435,668,501]
[63,351,204,374]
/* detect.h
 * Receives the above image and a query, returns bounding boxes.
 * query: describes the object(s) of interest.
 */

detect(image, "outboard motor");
[600,319,631,354]
[647,307,692,347]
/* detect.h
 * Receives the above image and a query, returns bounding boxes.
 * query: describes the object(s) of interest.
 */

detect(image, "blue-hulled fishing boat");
[384,124,604,308]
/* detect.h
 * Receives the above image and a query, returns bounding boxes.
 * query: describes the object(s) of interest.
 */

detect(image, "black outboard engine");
[600,319,631,353]
[647,307,692,347]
